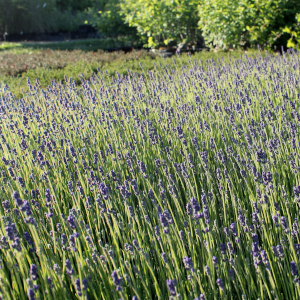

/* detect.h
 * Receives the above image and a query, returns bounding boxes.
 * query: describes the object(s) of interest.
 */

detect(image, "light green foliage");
[283,13,300,49]
[120,0,200,48]
[198,0,252,49]
[198,0,300,49]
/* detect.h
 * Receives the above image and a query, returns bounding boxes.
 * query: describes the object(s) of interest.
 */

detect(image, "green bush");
[85,0,138,39]
[120,0,200,48]
[198,0,300,49]
[283,13,300,49]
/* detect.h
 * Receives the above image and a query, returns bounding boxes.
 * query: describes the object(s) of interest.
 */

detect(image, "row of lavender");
[0,50,299,300]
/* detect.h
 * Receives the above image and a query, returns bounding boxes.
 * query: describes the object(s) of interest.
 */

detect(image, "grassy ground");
[0,40,264,98]
[0,37,138,52]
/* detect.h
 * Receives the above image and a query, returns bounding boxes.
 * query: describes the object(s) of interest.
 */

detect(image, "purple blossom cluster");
[0,49,299,299]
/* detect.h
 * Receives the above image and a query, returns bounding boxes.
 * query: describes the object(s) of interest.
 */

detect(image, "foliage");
[55,0,92,12]
[120,0,200,48]
[82,0,139,40]
[0,41,258,97]
[198,0,300,49]
[0,0,90,35]
[283,13,300,49]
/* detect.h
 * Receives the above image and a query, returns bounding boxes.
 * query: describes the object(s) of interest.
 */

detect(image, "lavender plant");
[0,48,299,300]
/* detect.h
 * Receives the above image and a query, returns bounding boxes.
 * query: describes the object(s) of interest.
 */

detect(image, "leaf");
[287,39,295,48]
[282,27,291,34]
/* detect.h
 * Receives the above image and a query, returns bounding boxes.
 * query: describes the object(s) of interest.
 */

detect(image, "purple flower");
[291,262,298,276]
[128,206,134,218]
[65,259,74,276]
[203,207,210,224]
[216,278,224,290]
[67,215,77,229]
[280,216,289,232]
[12,191,23,206]
[252,243,260,257]
[228,269,235,280]
[47,277,53,289]
[183,256,194,271]
[30,264,38,280]
[75,278,82,296]
[17,176,25,187]
[2,200,10,212]
[261,250,271,271]
[24,232,34,246]
[190,197,200,214]
[69,234,77,252]
[224,227,230,237]
[256,148,267,163]
[53,264,61,275]
[111,270,123,288]
[219,243,226,255]
[148,189,155,200]
[161,253,168,263]
[204,265,210,276]
[230,223,237,236]
[27,288,35,300]
[272,216,279,227]
[276,245,284,258]
[227,242,235,255]
[212,256,218,270]
[82,278,88,291]
[186,203,193,216]
[166,279,177,296]
[159,214,169,228]
[132,239,140,251]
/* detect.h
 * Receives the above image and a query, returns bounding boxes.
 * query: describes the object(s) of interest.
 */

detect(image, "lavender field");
[0,49,299,300]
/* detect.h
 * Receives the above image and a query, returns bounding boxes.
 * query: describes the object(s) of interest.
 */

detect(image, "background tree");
[120,0,200,48]
[83,0,138,40]
[55,0,92,12]
[0,0,90,36]
[197,0,300,49]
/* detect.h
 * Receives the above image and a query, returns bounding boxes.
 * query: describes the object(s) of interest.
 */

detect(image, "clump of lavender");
[0,48,300,300]
[166,278,177,296]
[111,270,123,291]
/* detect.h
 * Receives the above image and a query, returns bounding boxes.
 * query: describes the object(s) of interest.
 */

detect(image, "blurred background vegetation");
[0,0,300,50]
[0,0,299,97]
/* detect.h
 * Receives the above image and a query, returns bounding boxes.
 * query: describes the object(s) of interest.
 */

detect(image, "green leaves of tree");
[120,0,300,49]
[283,13,300,49]
[120,0,200,48]
[198,0,300,49]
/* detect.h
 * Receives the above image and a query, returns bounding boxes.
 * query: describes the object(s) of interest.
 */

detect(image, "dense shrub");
[197,0,300,49]
[2,0,300,50]
[120,0,200,48]
[283,13,300,49]
[83,0,139,40]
